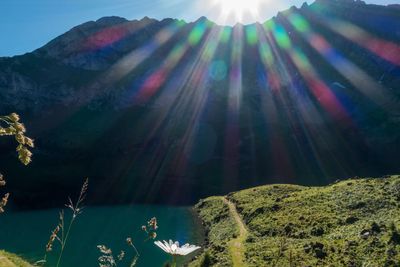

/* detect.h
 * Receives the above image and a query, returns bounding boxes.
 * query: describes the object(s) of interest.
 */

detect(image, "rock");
[246,235,255,243]
[284,224,293,235]
[360,230,370,239]
[384,259,396,266]
[345,216,359,224]
[312,242,324,250]
[311,226,325,236]
[389,229,400,245]
[347,240,358,247]
[304,244,312,253]
[348,201,366,210]
[263,255,273,261]
[213,244,225,253]
[371,222,381,233]
[386,247,397,257]
[250,207,266,217]
[271,204,281,211]
[305,242,328,258]
[295,231,307,239]
[315,248,327,259]
[310,242,327,259]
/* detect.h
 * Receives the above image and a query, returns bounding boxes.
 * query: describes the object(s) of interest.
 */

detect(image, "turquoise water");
[0,205,203,266]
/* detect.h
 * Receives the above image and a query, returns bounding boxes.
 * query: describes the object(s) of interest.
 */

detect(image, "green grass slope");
[191,175,400,266]
[0,251,32,267]
[190,196,237,266]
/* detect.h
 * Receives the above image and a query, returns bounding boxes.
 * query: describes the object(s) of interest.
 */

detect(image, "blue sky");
[0,0,399,56]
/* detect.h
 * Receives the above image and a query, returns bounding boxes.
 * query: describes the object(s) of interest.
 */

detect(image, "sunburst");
[213,0,261,23]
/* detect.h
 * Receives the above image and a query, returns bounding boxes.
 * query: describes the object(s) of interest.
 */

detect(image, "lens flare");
[213,0,261,22]
[287,12,392,107]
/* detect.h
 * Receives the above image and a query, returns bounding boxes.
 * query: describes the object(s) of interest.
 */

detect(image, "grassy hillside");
[191,175,400,266]
[0,251,32,267]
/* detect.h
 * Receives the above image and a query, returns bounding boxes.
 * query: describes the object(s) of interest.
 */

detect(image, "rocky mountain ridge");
[0,0,399,208]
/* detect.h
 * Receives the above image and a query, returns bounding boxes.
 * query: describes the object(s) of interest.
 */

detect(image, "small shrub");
[0,113,34,214]
[199,251,212,267]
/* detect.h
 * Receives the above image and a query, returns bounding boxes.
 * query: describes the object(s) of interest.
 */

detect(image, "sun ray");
[103,21,185,88]
[222,24,244,189]
[310,11,400,66]
[122,22,231,201]
[267,18,352,123]
[287,12,394,109]
[260,20,354,180]
[212,0,261,23]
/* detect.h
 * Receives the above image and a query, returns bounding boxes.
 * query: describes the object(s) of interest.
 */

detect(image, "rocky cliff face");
[0,0,399,208]
[34,16,161,70]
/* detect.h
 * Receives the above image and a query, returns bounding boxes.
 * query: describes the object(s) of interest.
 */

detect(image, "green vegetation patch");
[189,197,238,267]
[193,175,400,266]
[0,251,32,267]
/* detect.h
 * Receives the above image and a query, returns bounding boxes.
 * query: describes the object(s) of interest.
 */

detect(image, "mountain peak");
[95,16,128,26]
[314,0,366,5]
[198,16,215,23]
[141,16,152,21]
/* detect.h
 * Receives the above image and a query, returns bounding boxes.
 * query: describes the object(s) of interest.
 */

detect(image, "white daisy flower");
[154,240,201,256]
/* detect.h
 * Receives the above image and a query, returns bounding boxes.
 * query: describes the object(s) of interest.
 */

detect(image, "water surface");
[0,205,203,266]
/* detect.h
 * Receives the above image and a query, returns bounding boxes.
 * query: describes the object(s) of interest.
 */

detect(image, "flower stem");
[55,217,75,267]
[172,255,177,267]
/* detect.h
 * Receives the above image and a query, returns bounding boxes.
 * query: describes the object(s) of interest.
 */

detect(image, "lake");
[0,205,203,266]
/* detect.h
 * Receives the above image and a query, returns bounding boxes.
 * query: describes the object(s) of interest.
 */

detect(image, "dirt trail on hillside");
[222,196,248,267]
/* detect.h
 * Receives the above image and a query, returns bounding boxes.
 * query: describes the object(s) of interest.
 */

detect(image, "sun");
[213,0,261,23]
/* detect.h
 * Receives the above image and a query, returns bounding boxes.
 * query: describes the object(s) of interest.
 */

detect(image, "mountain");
[191,175,400,266]
[0,0,400,208]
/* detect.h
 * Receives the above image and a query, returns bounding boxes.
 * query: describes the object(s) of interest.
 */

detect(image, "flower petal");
[155,240,200,256]
[154,241,170,254]
[163,240,173,253]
